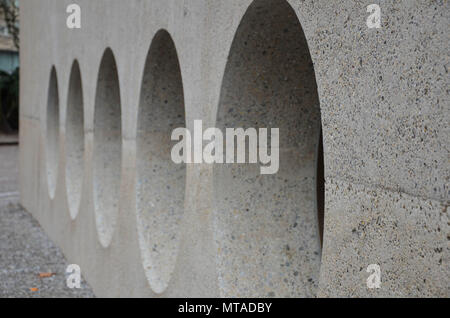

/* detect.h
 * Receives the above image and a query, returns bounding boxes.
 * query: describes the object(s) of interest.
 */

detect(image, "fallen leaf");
[38,272,56,278]
[30,288,39,292]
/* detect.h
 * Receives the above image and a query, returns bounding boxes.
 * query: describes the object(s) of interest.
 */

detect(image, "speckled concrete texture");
[45,67,60,200]
[93,48,122,247]
[213,0,322,297]
[318,179,448,297]
[65,61,84,220]
[136,29,186,294]
[0,146,19,206]
[19,0,449,297]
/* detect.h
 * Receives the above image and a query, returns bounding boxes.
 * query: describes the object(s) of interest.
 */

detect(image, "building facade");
[0,1,18,74]
[19,0,449,297]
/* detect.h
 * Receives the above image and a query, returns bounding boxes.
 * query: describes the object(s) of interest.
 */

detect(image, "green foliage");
[0,67,19,132]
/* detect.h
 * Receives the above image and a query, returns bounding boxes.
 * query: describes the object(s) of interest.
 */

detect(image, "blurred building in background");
[0,0,19,134]
[0,0,18,74]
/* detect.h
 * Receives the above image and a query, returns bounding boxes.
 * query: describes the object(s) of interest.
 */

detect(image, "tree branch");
[0,0,19,50]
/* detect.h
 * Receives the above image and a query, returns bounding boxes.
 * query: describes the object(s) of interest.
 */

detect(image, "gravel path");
[0,145,95,297]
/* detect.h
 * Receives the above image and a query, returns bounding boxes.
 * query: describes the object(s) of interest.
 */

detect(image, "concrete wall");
[19,0,448,297]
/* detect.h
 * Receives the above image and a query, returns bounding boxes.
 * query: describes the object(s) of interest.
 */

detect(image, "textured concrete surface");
[136,30,186,294]
[19,0,449,297]
[213,0,322,297]
[45,68,59,200]
[65,61,84,219]
[318,179,448,297]
[0,145,19,206]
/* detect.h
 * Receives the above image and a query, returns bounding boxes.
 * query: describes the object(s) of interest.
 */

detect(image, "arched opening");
[214,0,323,297]
[46,67,60,199]
[136,30,186,293]
[65,60,84,219]
[317,130,325,247]
[93,48,122,247]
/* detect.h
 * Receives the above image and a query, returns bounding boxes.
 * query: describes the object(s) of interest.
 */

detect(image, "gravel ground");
[0,144,95,297]
[0,203,95,297]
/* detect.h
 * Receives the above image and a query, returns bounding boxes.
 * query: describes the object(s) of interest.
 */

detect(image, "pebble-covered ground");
[0,144,95,298]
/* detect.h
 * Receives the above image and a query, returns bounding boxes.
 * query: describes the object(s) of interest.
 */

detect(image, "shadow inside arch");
[213,0,324,297]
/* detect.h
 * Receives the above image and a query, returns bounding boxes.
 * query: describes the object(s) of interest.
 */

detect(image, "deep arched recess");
[214,0,324,297]
[45,67,60,199]
[136,30,186,294]
[65,60,84,219]
[93,48,122,247]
